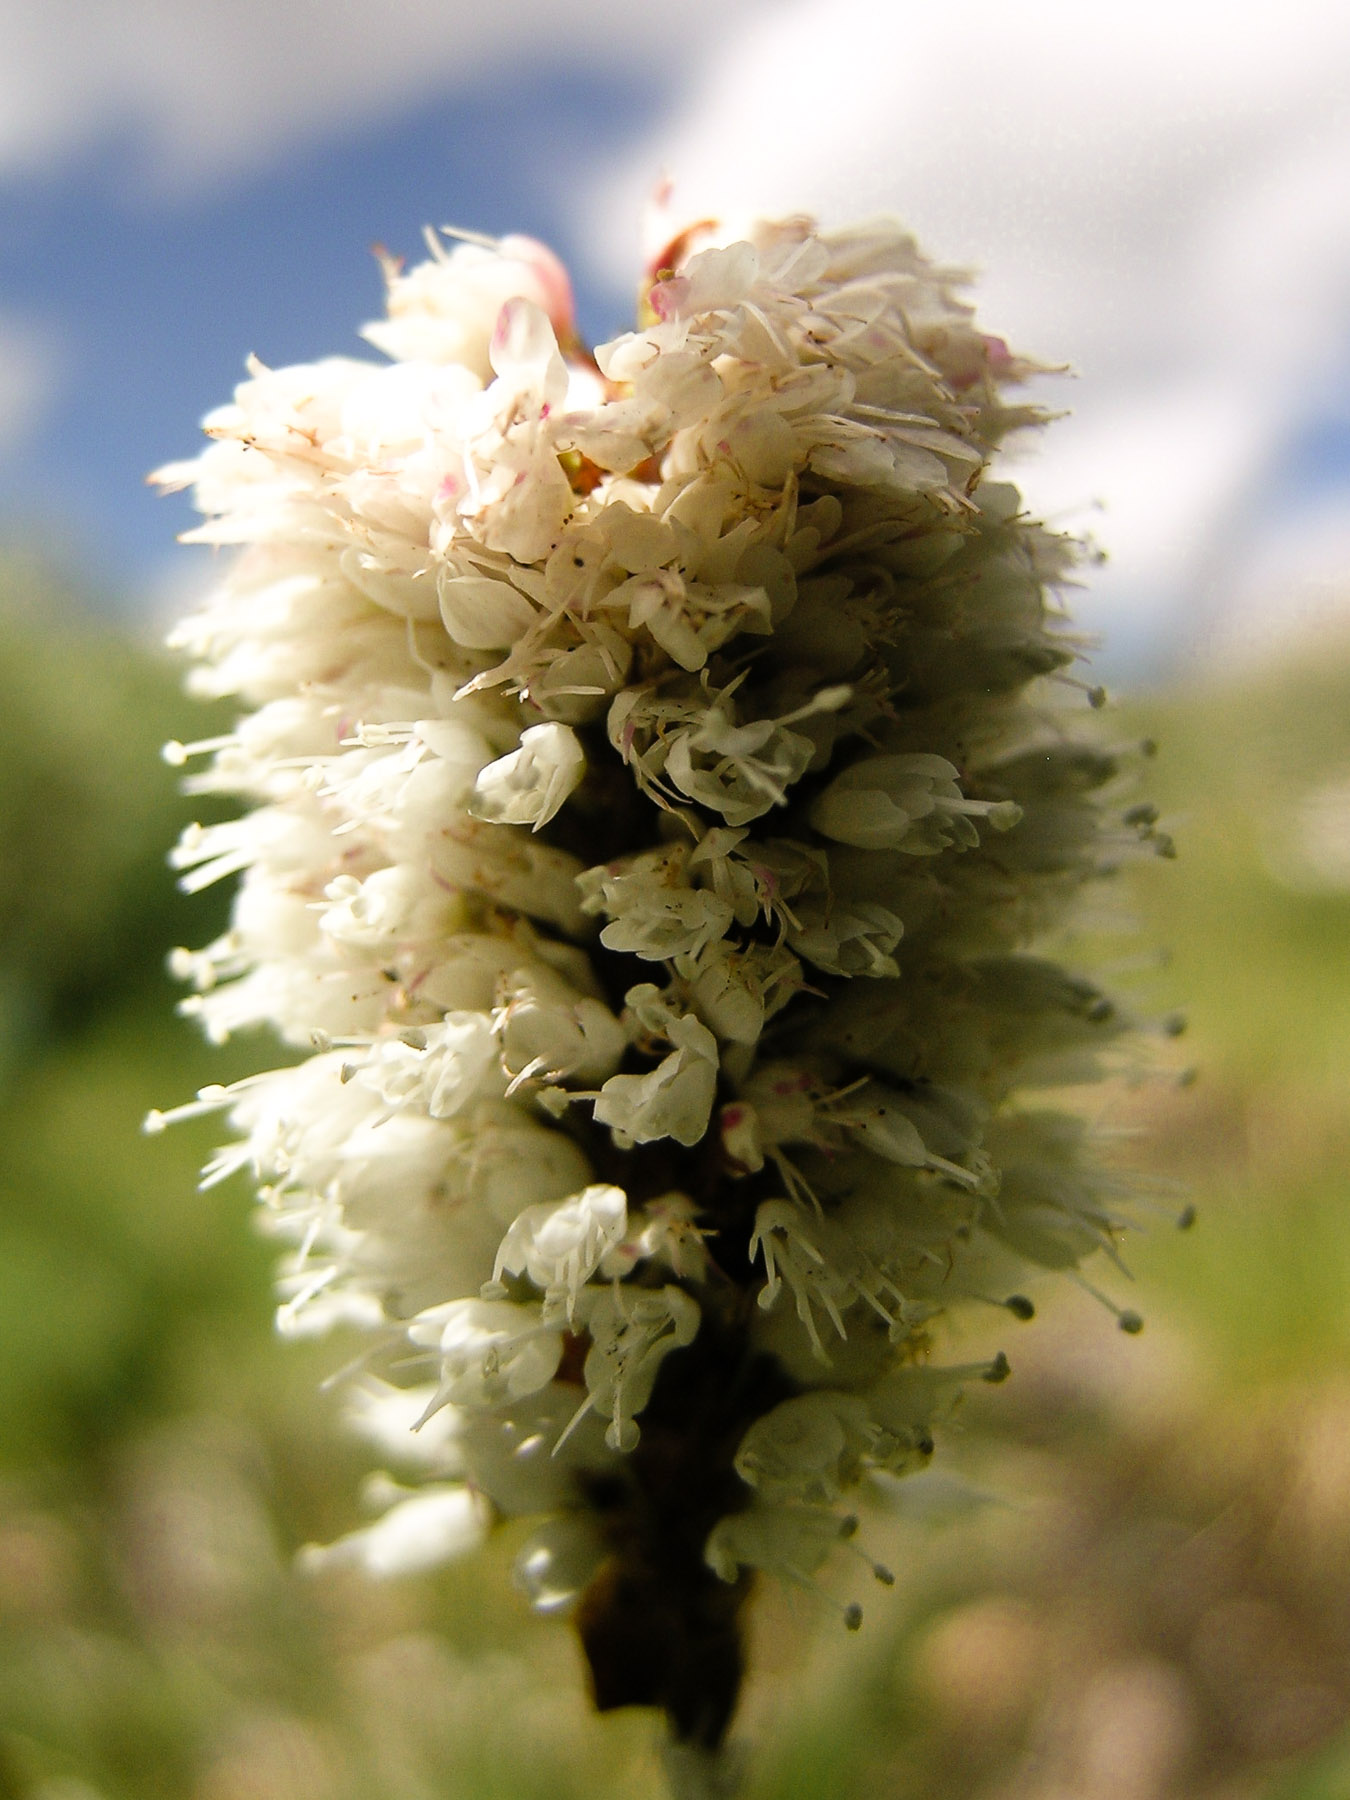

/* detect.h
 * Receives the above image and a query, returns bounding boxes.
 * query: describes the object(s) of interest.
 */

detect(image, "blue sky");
[0,0,1347,675]
[0,62,662,609]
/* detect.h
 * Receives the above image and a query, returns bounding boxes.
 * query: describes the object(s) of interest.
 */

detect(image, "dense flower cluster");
[153,215,1167,1751]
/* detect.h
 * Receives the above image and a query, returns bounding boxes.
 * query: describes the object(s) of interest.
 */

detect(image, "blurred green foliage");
[3,559,1350,1800]
[1123,658,1350,1384]
[0,557,231,1063]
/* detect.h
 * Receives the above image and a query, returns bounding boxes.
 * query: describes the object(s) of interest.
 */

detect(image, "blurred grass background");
[3,552,1350,1800]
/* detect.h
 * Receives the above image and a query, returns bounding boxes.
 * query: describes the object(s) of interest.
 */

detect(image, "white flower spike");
[155,209,1170,1770]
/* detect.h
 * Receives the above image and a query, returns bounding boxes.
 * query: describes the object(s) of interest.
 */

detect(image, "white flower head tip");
[362,231,575,378]
[489,297,568,406]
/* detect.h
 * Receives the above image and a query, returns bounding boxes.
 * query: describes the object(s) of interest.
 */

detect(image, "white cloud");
[5,0,1345,669]
[0,0,769,188]
[580,0,1350,670]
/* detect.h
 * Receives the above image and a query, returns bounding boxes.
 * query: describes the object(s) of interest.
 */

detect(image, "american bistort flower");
[152,214,1171,1767]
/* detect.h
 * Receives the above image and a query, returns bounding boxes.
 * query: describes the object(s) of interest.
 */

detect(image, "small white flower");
[677,937,802,1046]
[495,961,627,1087]
[787,898,904,980]
[349,1014,502,1118]
[572,1284,701,1452]
[811,753,1022,855]
[470,722,585,831]
[704,1502,842,1588]
[407,1297,564,1409]
[734,1393,873,1505]
[579,846,736,962]
[593,1003,719,1148]
[749,1198,851,1361]
[661,699,817,825]
[490,1184,628,1322]
[319,865,456,952]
